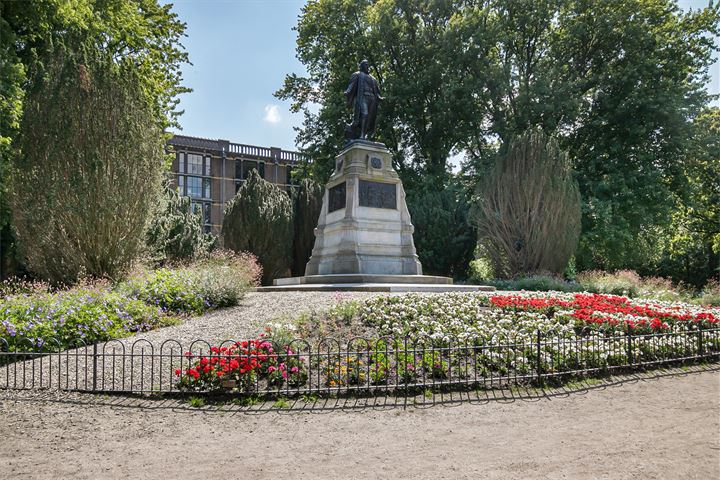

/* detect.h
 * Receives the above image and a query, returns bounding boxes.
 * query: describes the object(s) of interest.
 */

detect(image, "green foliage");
[146,184,216,266]
[0,285,165,350]
[406,181,476,278]
[654,108,720,287]
[696,280,720,307]
[10,46,164,283]
[222,170,294,285]
[292,178,323,276]
[0,0,189,281]
[279,0,720,287]
[488,276,584,294]
[576,270,687,301]
[472,128,581,277]
[119,251,261,315]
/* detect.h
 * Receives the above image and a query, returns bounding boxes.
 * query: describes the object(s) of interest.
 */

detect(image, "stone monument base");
[261,140,496,292]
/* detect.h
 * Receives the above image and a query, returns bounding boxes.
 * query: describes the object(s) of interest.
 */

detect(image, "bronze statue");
[344,60,383,141]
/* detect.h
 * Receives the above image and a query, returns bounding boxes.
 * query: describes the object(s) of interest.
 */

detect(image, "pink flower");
[268,366,276,373]
[291,366,299,373]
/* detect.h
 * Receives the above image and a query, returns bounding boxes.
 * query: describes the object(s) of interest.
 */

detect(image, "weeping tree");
[472,128,581,278]
[222,170,294,285]
[145,183,216,266]
[292,178,323,276]
[10,47,165,283]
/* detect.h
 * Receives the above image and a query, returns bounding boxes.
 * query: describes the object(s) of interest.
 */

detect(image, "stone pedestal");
[304,140,422,276]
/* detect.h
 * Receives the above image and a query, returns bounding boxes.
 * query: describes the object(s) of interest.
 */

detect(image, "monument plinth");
[304,140,421,276]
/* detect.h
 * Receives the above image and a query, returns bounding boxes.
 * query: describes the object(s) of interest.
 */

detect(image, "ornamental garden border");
[1,326,718,398]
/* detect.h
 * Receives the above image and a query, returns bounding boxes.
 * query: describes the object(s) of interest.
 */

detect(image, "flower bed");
[0,251,261,352]
[175,292,720,393]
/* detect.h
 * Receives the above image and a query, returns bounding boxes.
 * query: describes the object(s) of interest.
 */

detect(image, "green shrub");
[0,285,164,350]
[576,270,688,301]
[222,170,294,285]
[406,182,476,278]
[292,178,323,276]
[120,251,261,315]
[489,275,584,293]
[695,279,720,306]
[145,184,216,266]
[10,45,164,283]
[471,128,581,277]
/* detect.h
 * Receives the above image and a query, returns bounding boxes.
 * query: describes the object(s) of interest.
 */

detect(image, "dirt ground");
[1,368,718,480]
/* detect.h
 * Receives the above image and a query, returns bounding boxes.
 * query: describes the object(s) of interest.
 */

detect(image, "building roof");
[168,134,306,164]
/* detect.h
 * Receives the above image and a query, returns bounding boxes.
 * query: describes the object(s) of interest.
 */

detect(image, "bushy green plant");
[222,170,294,285]
[406,182,476,278]
[696,279,720,306]
[120,251,260,315]
[292,178,323,276]
[576,270,689,301]
[145,184,216,265]
[10,45,165,283]
[0,285,164,350]
[471,128,581,278]
[490,275,584,293]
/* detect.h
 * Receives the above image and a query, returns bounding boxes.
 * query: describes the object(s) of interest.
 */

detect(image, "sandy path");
[1,369,718,480]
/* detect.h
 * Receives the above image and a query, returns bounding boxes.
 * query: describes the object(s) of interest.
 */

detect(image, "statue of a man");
[344,59,383,141]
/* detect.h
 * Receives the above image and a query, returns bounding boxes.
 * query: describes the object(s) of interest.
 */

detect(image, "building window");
[204,156,211,176]
[188,153,204,175]
[203,203,211,224]
[235,159,242,179]
[203,178,211,199]
[286,166,296,186]
[178,175,185,195]
[187,176,202,198]
[191,201,212,226]
[242,160,257,179]
[178,153,186,173]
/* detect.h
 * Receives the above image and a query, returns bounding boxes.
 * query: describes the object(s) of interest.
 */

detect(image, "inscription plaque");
[328,182,346,213]
[359,180,396,209]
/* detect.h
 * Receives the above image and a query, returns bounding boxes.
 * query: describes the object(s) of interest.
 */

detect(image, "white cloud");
[263,104,281,124]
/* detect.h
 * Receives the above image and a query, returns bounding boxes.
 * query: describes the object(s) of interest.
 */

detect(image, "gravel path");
[131,291,384,344]
[1,367,718,479]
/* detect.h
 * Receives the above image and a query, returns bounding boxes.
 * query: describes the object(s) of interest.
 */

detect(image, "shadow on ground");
[2,363,717,415]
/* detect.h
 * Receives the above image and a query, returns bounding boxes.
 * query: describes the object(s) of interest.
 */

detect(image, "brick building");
[167,135,305,235]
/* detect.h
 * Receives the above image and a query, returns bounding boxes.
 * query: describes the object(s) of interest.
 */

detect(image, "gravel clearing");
[1,367,718,479]
[129,291,386,344]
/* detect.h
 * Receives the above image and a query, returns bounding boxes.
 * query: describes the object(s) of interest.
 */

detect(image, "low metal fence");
[1,326,719,396]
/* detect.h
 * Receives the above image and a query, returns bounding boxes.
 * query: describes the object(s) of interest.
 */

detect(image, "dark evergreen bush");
[406,182,476,278]
[145,184,215,265]
[292,178,323,276]
[10,47,164,283]
[222,170,294,285]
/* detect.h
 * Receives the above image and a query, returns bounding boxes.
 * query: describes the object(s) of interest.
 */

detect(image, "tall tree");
[11,45,166,282]
[280,0,720,278]
[2,0,190,281]
[222,170,294,285]
[471,128,581,277]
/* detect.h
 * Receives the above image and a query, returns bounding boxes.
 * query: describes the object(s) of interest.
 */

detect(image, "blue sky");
[168,0,720,152]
